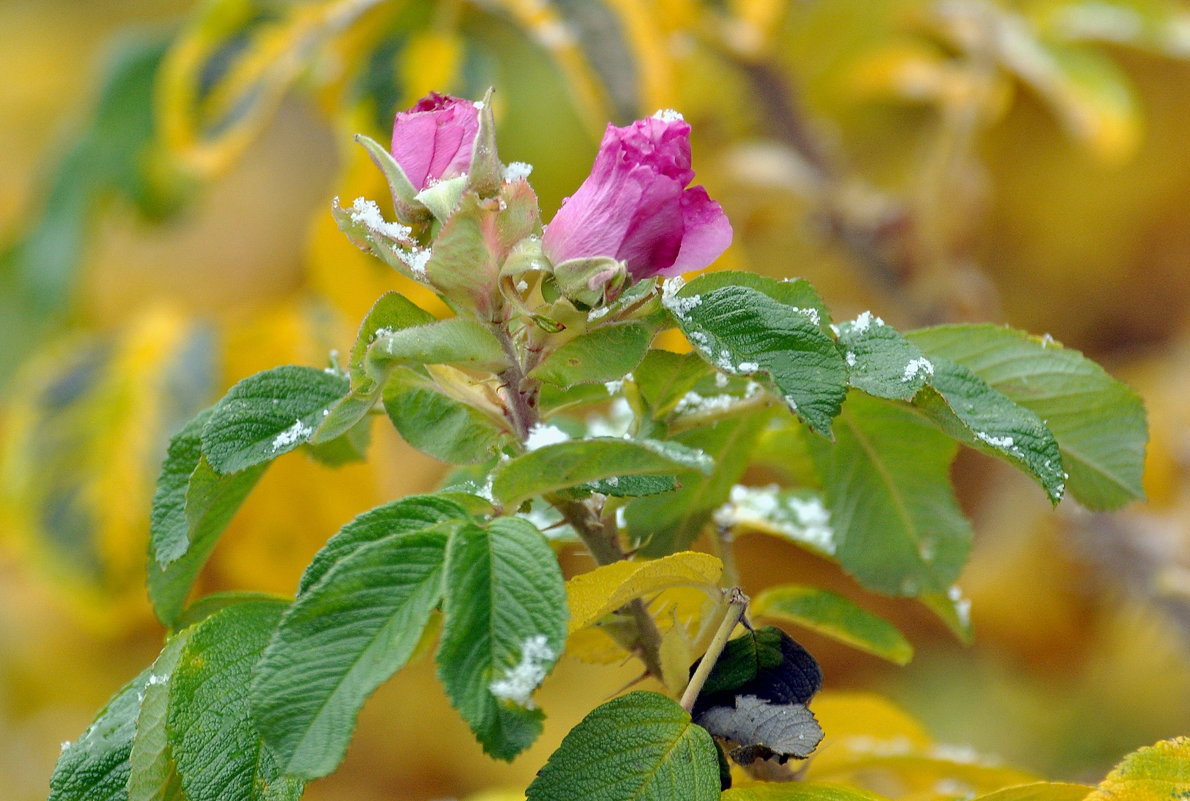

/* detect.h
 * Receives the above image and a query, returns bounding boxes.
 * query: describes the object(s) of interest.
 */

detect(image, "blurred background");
[1,1,1188,799]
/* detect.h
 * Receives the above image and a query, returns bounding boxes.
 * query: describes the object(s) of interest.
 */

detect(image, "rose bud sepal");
[353,133,425,223]
[415,89,503,224]
[553,256,629,309]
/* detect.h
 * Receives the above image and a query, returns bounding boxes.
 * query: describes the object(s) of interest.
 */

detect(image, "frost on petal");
[489,635,555,709]
[272,419,313,451]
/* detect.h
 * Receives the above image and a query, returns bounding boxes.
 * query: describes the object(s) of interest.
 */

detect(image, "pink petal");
[655,186,733,277]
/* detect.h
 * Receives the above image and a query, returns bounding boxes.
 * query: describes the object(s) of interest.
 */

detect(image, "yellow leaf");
[724,783,891,801]
[973,782,1092,801]
[1086,737,1190,801]
[565,550,722,633]
[657,608,694,695]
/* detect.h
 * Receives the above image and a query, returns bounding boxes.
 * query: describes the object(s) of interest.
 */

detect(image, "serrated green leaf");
[299,495,471,595]
[201,366,349,475]
[628,414,768,556]
[365,316,509,379]
[149,410,267,626]
[128,630,192,801]
[491,437,711,508]
[811,392,972,597]
[634,350,712,417]
[914,356,1066,504]
[680,271,834,334]
[908,325,1146,509]
[582,474,677,497]
[168,599,304,801]
[836,314,931,400]
[437,517,567,760]
[722,782,893,801]
[49,667,151,801]
[350,291,436,378]
[753,585,913,665]
[525,691,720,801]
[382,372,508,464]
[252,526,452,779]
[1086,737,1190,801]
[668,281,846,436]
[530,323,653,388]
[304,413,372,466]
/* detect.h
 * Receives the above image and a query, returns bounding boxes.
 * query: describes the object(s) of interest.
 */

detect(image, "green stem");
[680,587,749,713]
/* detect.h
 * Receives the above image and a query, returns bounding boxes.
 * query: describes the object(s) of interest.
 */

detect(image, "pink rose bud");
[391,92,481,191]
[542,111,732,280]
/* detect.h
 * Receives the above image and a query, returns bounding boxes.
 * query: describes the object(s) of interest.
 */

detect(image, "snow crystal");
[850,310,884,335]
[503,161,534,182]
[652,108,685,122]
[397,246,431,279]
[712,484,835,555]
[661,276,702,318]
[714,371,730,388]
[525,423,569,451]
[516,279,529,293]
[845,351,857,367]
[587,305,610,322]
[473,100,486,110]
[1041,332,1054,348]
[346,197,411,241]
[976,432,1014,449]
[947,585,972,629]
[489,635,555,708]
[272,419,312,451]
[902,357,934,382]
[604,377,624,395]
[735,361,759,373]
[793,306,821,326]
[146,673,167,687]
[60,741,71,753]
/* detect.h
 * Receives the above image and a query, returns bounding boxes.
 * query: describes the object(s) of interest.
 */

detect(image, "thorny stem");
[680,587,749,712]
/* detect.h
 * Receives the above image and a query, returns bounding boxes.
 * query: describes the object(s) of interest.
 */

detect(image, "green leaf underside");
[634,349,712,417]
[366,316,508,376]
[582,474,678,497]
[914,357,1066,504]
[128,630,192,801]
[149,409,267,625]
[836,317,931,401]
[670,281,846,436]
[168,599,304,801]
[50,668,151,801]
[530,323,653,388]
[526,691,720,801]
[299,494,471,595]
[628,414,768,556]
[437,517,567,760]
[383,372,507,464]
[491,437,712,507]
[753,585,914,665]
[350,291,436,378]
[811,393,971,597]
[908,325,1146,509]
[252,528,451,779]
[201,366,349,475]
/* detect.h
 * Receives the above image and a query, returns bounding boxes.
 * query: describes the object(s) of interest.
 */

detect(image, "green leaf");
[491,437,712,508]
[350,291,436,376]
[299,494,471,595]
[972,783,1093,801]
[437,517,567,760]
[634,350,712,417]
[530,323,653,388]
[148,410,267,626]
[722,782,892,801]
[753,585,914,665]
[128,630,193,801]
[836,313,931,401]
[810,392,972,597]
[678,271,834,334]
[525,691,720,801]
[304,414,372,466]
[908,325,1146,509]
[667,280,846,436]
[695,626,821,702]
[252,526,452,779]
[365,316,509,379]
[582,474,677,497]
[49,667,151,801]
[201,366,349,475]
[913,357,1066,504]
[1086,737,1190,801]
[711,485,835,557]
[628,414,768,556]
[919,586,974,644]
[383,372,508,464]
[168,599,304,801]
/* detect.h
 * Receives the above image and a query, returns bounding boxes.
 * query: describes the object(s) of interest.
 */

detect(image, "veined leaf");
[437,517,567,760]
[49,668,151,801]
[383,371,508,464]
[349,291,437,379]
[168,599,304,801]
[836,312,932,401]
[634,349,712,417]
[365,316,509,378]
[252,526,452,779]
[525,691,720,801]
[128,630,193,801]
[753,585,913,665]
[704,484,836,558]
[678,271,834,334]
[908,324,1146,510]
[566,551,723,633]
[201,365,349,475]
[490,437,712,508]
[530,323,654,388]
[667,277,846,436]
[810,392,971,597]
[1085,737,1190,801]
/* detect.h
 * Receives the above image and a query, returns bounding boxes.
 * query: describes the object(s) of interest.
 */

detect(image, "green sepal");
[553,256,628,308]
[353,132,423,222]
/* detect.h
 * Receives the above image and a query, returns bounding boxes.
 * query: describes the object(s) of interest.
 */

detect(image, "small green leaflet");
[168,599,304,801]
[836,312,932,401]
[383,372,508,464]
[811,393,972,597]
[364,316,509,379]
[49,668,152,801]
[491,437,713,508]
[633,349,711,417]
[201,366,349,475]
[529,323,654,388]
[665,276,846,436]
[128,630,192,801]
[349,291,436,380]
[252,526,453,779]
[437,517,567,760]
[526,691,720,801]
[753,585,914,665]
[908,324,1146,509]
[148,409,267,626]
